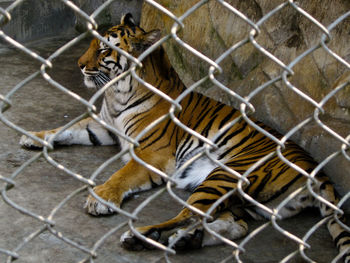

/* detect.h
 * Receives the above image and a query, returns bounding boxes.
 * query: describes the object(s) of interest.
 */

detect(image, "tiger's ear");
[142,29,161,46]
[121,13,136,27]
[132,29,161,54]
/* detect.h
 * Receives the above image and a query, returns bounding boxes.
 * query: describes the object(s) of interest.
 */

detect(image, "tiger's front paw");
[19,132,45,149]
[168,228,204,250]
[120,228,160,251]
[84,184,121,216]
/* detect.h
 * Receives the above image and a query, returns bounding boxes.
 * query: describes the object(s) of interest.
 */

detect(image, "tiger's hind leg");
[168,210,248,250]
[121,167,247,250]
[315,173,350,262]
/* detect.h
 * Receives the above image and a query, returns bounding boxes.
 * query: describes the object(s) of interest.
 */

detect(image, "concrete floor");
[0,36,341,262]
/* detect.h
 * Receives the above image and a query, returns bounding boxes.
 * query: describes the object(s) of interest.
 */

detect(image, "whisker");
[100,72,111,82]
[97,77,104,88]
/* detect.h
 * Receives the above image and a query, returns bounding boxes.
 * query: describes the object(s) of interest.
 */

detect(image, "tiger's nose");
[78,60,85,70]
[78,62,98,72]
[78,61,98,71]
[88,67,99,71]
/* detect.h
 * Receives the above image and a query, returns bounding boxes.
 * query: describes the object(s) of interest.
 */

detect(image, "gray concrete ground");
[0,36,341,263]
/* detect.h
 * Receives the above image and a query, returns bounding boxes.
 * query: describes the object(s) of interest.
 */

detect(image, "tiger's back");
[119,66,317,210]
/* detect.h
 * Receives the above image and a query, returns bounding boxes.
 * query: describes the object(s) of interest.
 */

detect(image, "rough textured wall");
[1,0,143,43]
[73,0,143,32]
[0,0,75,43]
[140,0,350,206]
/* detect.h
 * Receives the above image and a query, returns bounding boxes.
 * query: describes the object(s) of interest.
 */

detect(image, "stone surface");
[140,0,350,208]
[73,0,143,33]
[1,0,143,44]
[1,0,76,43]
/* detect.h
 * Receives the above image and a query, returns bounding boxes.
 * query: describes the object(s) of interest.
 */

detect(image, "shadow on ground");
[0,36,339,263]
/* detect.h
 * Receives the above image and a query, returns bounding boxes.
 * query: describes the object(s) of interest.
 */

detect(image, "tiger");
[20,13,350,260]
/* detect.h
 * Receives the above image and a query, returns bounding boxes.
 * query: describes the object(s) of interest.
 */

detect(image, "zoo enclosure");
[0,0,350,262]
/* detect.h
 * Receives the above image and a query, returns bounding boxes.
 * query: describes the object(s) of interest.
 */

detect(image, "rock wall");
[73,0,143,32]
[1,0,143,43]
[0,0,75,43]
[140,0,350,207]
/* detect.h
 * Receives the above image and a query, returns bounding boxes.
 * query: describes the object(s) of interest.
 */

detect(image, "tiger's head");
[78,13,161,89]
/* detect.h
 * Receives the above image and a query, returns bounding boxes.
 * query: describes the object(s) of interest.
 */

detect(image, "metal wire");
[0,0,349,262]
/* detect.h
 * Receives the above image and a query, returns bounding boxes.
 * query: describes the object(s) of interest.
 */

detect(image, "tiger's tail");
[316,173,350,262]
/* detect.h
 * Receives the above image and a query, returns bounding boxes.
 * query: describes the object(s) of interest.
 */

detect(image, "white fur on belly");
[173,157,217,189]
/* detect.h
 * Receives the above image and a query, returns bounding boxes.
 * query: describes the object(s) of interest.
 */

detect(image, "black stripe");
[213,126,232,144]
[210,103,225,118]
[206,173,239,184]
[178,92,194,119]
[251,170,273,198]
[150,53,157,74]
[194,107,212,126]
[192,199,217,206]
[107,130,119,143]
[339,239,350,247]
[124,111,145,128]
[226,155,270,168]
[217,121,248,148]
[138,129,160,145]
[116,92,154,117]
[218,129,258,160]
[105,60,117,66]
[115,54,122,69]
[218,109,237,129]
[176,104,213,157]
[201,97,211,107]
[244,175,259,194]
[156,121,178,151]
[185,92,194,111]
[218,185,234,192]
[105,49,112,57]
[258,173,304,203]
[179,164,193,179]
[99,63,110,71]
[141,119,172,149]
[190,93,203,115]
[320,181,332,190]
[334,231,350,248]
[270,163,291,182]
[177,140,194,162]
[199,115,217,145]
[193,186,222,196]
[237,135,270,155]
[86,126,102,146]
[125,114,148,136]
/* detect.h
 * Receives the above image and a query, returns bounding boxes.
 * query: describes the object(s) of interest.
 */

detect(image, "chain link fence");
[0,0,350,262]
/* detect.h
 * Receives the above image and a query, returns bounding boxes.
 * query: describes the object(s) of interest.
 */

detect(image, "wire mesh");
[0,0,349,262]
